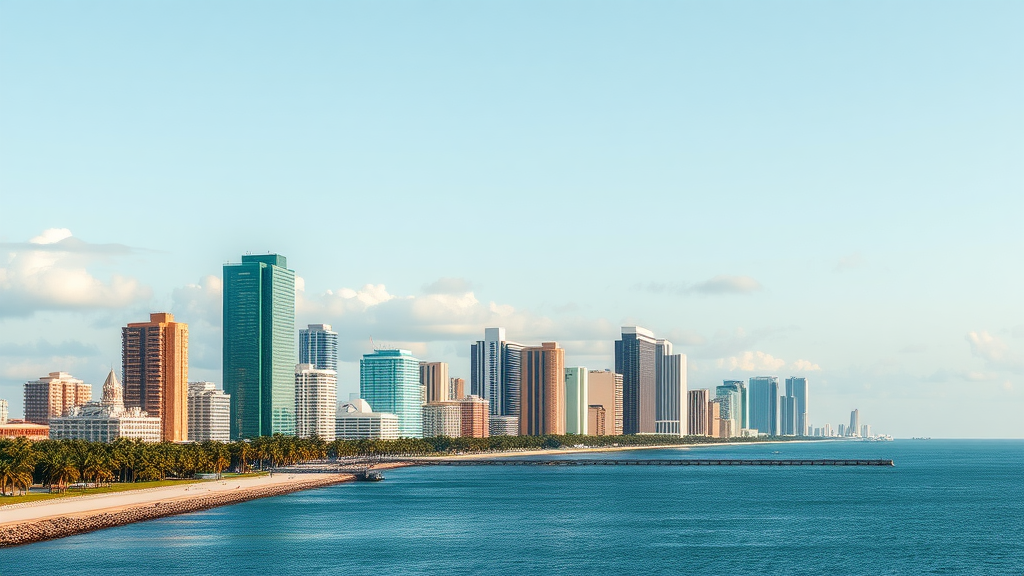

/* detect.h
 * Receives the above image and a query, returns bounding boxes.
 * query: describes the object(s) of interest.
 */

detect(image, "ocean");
[2,440,1021,575]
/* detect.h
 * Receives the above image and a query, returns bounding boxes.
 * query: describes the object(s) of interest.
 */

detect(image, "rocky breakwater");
[0,474,355,548]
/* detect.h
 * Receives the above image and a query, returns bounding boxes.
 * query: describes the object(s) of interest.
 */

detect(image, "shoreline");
[0,439,822,548]
[0,473,356,548]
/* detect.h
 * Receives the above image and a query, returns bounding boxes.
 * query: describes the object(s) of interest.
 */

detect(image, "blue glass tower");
[360,349,422,438]
[748,376,779,436]
[299,324,338,372]
[222,254,296,439]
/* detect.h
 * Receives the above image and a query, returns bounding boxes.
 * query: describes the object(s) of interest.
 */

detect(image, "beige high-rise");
[587,370,623,435]
[449,377,465,400]
[122,312,189,442]
[23,372,92,424]
[520,342,565,436]
[419,362,450,403]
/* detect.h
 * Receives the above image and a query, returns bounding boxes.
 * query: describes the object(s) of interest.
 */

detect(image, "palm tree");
[40,451,79,493]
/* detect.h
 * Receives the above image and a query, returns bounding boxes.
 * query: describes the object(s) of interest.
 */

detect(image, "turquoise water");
[2,440,1022,575]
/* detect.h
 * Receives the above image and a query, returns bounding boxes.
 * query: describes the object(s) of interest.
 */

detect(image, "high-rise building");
[470,328,523,422]
[295,364,338,440]
[720,380,747,429]
[785,377,809,436]
[49,370,162,443]
[458,395,489,438]
[422,402,462,437]
[223,253,297,439]
[715,385,742,435]
[615,326,658,434]
[23,372,92,425]
[748,376,779,436]
[687,389,710,436]
[861,424,871,438]
[780,395,797,436]
[335,399,399,440]
[360,349,422,438]
[656,348,687,436]
[187,382,230,442]
[449,377,465,400]
[707,399,721,438]
[838,423,847,437]
[849,409,860,437]
[0,399,7,425]
[419,362,450,404]
[299,324,338,372]
[564,367,588,435]
[520,342,565,436]
[122,312,189,442]
[588,370,623,435]
[588,405,606,435]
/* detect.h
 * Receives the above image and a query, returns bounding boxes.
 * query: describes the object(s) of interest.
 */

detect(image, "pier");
[412,458,894,467]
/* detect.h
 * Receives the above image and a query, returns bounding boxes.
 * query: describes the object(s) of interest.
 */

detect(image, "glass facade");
[299,324,338,372]
[223,254,296,439]
[748,376,779,436]
[360,349,422,438]
[615,327,657,434]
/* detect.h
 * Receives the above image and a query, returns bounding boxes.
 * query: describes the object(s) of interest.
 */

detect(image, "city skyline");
[0,2,1020,438]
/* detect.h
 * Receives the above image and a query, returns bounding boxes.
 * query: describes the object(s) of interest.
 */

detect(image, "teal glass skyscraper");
[223,254,296,439]
[360,349,422,438]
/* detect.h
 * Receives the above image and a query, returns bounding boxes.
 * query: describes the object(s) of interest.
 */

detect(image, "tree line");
[0,433,790,494]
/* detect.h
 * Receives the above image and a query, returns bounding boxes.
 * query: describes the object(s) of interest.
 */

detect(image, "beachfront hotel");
[49,370,161,443]
[23,372,92,425]
[422,402,462,437]
[587,370,623,435]
[335,399,399,440]
[360,349,422,437]
[187,382,230,442]
[520,342,565,436]
[122,312,189,442]
[295,364,337,440]
[223,253,297,439]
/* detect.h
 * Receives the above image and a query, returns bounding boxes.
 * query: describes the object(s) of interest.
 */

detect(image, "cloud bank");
[0,229,151,317]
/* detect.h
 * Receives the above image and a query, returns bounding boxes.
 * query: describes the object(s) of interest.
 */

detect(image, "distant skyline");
[0,1,1021,437]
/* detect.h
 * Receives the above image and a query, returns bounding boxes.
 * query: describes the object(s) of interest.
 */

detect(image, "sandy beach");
[0,472,354,547]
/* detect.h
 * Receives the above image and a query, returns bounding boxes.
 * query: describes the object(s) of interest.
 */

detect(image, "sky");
[0,1,1021,438]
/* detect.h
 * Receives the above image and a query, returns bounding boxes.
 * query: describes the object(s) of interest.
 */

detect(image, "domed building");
[48,370,162,443]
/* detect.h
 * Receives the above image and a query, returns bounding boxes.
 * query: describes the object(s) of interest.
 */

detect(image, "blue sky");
[1,1,1021,437]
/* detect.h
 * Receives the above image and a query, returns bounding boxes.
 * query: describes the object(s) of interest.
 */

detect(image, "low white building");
[335,399,399,440]
[295,364,337,441]
[187,382,230,442]
[422,402,462,438]
[49,370,161,443]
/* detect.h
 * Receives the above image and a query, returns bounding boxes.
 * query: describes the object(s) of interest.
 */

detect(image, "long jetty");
[412,458,894,467]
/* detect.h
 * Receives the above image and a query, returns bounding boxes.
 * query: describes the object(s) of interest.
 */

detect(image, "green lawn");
[0,472,267,507]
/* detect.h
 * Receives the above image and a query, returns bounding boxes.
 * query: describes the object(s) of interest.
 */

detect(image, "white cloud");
[966,331,1023,373]
[0,229,151,317]
[299,279,615,361]
[714,351,821,373]
[790,359,822,372]
[716,351,787,372]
